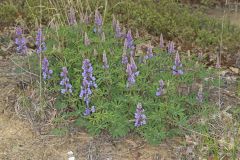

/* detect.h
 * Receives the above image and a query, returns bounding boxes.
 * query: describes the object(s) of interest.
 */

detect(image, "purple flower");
[68,7,77,25]
[42,57,53,80]
[167,41,175,54]
[130,56,139,76]
[115,20,122,38]
[196,87,203,103]
[172,51,184,75]
[134,103,146,127]
[36,28,46,55]
[84,32,90,46]
[126,30,133,49]
[126,57,139,88]
[94,9,103,34]
[79,59,97,115]
[15,27,27,55]
[84,106,96,116]
[122,52,128,65]
[144,47,154,60]
[156,80,164,96]
[159,33,164,49]
[102,50,109,69]
[60,67,72,94]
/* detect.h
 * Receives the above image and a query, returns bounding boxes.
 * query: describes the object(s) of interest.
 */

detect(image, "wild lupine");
[126,63,135,88]
[84,32,90,46]
[79,59,97,113]
[115,20,122,38]
[102,50,109,69]
[42,57,53,80]
[60,67,72,94]
[15,27,27,55]
[36,28,46,55]
[159,33,164,49]
[167,41,175,54]
[68,7,77,25]
[196,86,203,103]
[130,56,139,76]
[94,9,102,34]
[126,30,133,49]
[144,46,154,60]
[134,103,146,127]
[172,51,184,75]
[84,106,96,116]
[122,51,128,65]
[156,80,164,96]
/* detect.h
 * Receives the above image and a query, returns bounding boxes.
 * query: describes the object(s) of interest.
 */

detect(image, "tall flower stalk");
[94,9,103,34]
[134,103,146,127]
[102,50,109,69]
[126,57,139,88]
[36,28,46,55]
[15,27,27,55]
[156,80,164,96]
[159,33,164,49]
[79,59,97,116]
[144,46,154,60]
[167,41,175,54]
[42,57,53,80]
[172,51,183,75]
[60,67,72,94]
[68,7,77,25]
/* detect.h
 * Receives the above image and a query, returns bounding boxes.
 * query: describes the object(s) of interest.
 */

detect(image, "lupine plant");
[134,103,146,127]
[156,80,164,96]
[42,57,53,80]
[15,27,27,55]
[36,28,46,55]
[60,67,72,94]
[172,51,183,75]
[167,41,175,54]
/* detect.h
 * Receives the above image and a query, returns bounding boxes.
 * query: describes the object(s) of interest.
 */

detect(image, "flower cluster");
[159,33,164,49]
[68,7,77,25]
[79,59,97,115]
[167,41,175,54]
[42,57,53,80]
[126,30,134,49]
[102,50,109,69]
[144,46,154,60]
[60,67,72,94]
[36,28,46,55]
[126,57,139,88]
[15,27,27,55]
[94,9,103,34]
[115,20,122,38]
[134,103,146,127]
[172,51,183,75]
[156,80,164,96]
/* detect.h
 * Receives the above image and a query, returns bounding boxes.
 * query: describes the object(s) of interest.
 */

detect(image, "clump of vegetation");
[0,2,18,27]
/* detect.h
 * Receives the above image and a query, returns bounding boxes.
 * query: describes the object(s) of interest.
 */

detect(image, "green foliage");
[0,2,18,26]
[39,20,216,144]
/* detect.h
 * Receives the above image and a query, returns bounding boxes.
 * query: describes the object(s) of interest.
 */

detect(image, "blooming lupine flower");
[130,56,139,76]
[172,51,184,75]
[159,33,164,49]
[68,7,77,25]
[144,47,154,60]
[42,57,53,80]
[126,63,135,88]
[126,29,133,49]
[115,20,122,38]
[167,41,175,54]
[94,9,102,34]
[84,106,96,116]
[15,27,27,55]
[156,80,164,96]
[79,59,97,115]
[122,51,128,65]
[196,86,203,103]
[60,67,72,94]
[84,32,90,46]
[102,50,109,69]
[36,28,46,55]
[134,103,146,127]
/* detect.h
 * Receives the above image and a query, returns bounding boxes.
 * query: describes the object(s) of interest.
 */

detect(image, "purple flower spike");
[156,80,164,96]
[84,106,96,116]
[15,27,27,55]
[84,32,90,46]
[68,7,77,25]
[144,46,154,60]
[115,20,122,38]
[160,33,164,49]
[122,51,128,65]
[196,86,203,103]
[60,67,72,94]
[167,41,175,54]
[80,59,97,115]
[134,103,146,127]
[126,29,133,49]
[130,56,139,76]
[94,9,103,34]
[172,51,184,75]
[42,57,53,80]
[126,58,139,88]
[102,50,109,69]
[36,28,46,55]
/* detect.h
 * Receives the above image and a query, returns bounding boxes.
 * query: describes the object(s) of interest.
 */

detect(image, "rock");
[0,56,3,60]
[229,67,239,74]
